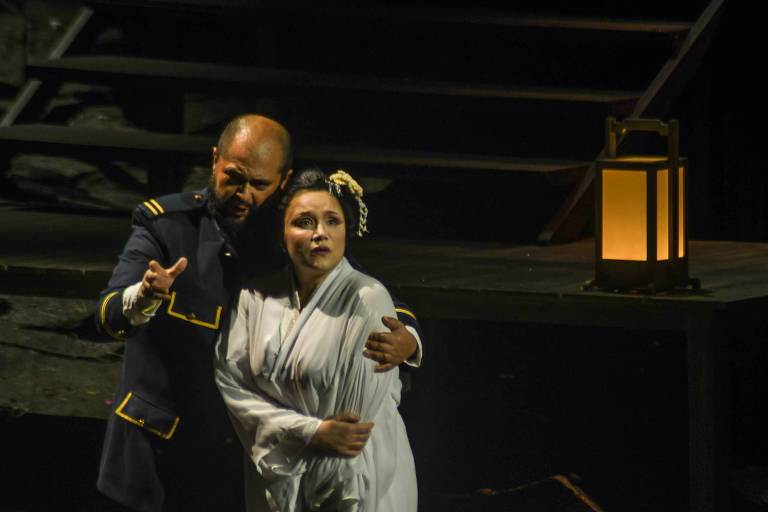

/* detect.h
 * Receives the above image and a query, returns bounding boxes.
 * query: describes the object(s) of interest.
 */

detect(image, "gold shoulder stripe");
[149,199,164,214]
[143,201,159,216]
[395,308,418,322]
[100,291,126,340]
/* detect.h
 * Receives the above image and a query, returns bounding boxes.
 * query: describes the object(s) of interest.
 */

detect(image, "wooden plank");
[537,0,725,244]
[686,311,731,512]
[0,124,590,179]
[298,145,590,175]
[27,56,642,103]
[87,1,695,32]
[0,6,93,127]
[2,205,768,302]
[631,0,725,117]
[0,124,210,152]
[3,203,768,307]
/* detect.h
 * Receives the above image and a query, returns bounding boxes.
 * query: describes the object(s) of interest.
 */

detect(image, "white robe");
[215,257,417,512]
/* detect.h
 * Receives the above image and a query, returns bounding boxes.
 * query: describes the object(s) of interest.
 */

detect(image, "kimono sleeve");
[214,290,322,480]
[334,282,402,421]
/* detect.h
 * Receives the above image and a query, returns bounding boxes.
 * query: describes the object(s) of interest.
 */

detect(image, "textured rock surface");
[0,295,122,419]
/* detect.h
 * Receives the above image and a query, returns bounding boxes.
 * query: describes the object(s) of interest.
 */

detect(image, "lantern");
[592,117,698,292]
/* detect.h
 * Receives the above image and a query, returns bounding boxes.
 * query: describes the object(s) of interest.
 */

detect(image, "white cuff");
[122,281,162,326]
[404,325,423,368]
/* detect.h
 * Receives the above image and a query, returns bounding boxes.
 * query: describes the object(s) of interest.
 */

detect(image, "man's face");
[211,132,290,223]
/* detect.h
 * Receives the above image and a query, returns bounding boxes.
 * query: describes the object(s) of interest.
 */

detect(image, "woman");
[215,168,417,512]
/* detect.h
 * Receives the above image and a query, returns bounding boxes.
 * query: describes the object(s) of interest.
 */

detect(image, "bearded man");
[95,114,421,512]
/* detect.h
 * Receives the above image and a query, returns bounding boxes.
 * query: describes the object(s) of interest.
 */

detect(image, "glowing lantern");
[593,117,697,292]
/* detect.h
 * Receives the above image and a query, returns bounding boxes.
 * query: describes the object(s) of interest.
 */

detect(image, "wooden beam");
[0,6,93,127]
[0,124,589,181]
[537,0,726,244]
[27,56,641,103]
[87,1,695,33]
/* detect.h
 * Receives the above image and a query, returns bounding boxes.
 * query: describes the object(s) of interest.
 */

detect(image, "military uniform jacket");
[96,189,246,512]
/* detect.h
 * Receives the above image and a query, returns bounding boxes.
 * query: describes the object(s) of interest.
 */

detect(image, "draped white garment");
[215,258,417,512]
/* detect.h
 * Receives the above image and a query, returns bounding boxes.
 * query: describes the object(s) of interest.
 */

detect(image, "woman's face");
[284,190,346,279]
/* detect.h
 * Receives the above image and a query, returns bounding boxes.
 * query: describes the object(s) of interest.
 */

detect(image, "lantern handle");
[605,117,679,163]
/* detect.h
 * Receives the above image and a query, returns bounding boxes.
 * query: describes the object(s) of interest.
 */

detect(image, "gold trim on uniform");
[100,291,126,340]
[166,292,222,329]
[143,201,158,216]
[114,392,180,440]
[149,199,164,214]
[395,308,418,322]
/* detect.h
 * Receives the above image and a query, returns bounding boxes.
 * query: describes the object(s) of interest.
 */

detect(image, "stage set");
[1,1,763,511]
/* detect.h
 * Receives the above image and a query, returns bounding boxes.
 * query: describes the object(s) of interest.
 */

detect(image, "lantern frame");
[592,117,698,292]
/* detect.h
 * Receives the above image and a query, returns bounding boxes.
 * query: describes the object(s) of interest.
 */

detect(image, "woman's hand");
[309,412,373,457]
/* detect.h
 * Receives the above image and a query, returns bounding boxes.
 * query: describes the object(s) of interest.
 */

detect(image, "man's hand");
[309,412,373,457]
[364,316,417,373]
[137,257,188,308]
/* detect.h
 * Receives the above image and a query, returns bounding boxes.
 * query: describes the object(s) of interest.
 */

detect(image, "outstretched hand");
[310,412,373,457]
[364,316,417,373]
[137,257,188,308]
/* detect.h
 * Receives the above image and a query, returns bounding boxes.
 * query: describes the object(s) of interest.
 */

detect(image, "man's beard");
[207,181,286,274]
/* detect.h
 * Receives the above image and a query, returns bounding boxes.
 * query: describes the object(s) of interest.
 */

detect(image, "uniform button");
[194,194,202,201]
[188,312,197,320]
[117,329,126,336]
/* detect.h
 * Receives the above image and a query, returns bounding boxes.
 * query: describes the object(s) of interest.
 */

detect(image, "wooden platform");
[1,205,764,512]
[1,203,766,307]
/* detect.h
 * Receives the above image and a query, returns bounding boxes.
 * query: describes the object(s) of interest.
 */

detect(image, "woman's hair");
[279,167,368,240]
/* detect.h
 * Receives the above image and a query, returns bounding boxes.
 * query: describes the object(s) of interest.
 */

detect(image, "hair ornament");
[327,170,369,237]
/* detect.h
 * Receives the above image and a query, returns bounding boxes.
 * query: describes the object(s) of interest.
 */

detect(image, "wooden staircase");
[0,0,724,243]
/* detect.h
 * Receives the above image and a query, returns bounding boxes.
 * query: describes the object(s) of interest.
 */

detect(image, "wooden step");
[0,124,590,183]
[27,56,641,103]
[87,1,696,32]
[272,8,695,33]
[0,124,207,153]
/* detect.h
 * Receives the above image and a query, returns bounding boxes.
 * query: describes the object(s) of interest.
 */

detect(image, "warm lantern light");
[592,117,698,292]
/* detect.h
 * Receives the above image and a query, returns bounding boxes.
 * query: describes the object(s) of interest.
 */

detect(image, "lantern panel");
[602,169,646,261]
[679,166,685,258]
[657,169,669,261]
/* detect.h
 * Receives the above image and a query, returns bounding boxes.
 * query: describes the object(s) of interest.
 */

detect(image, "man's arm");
[345,253,423,371]
[95,224,167,340]
[364,316,422,373]
[393,300,423,367]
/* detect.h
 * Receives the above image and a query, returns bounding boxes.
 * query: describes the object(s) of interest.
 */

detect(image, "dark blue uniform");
[95,189,420,512]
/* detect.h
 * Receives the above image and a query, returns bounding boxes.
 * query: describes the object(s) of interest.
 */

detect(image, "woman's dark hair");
[279,166,363,240]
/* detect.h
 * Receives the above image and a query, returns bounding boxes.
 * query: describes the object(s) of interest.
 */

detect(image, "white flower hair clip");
[328,170,369,237]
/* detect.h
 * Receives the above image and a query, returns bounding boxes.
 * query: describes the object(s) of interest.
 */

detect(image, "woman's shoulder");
[343,266,393,310]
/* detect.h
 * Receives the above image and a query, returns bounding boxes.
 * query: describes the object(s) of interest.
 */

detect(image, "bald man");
[95,115,421,512]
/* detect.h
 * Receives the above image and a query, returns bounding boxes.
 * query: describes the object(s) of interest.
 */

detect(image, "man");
[95,114,421,512]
